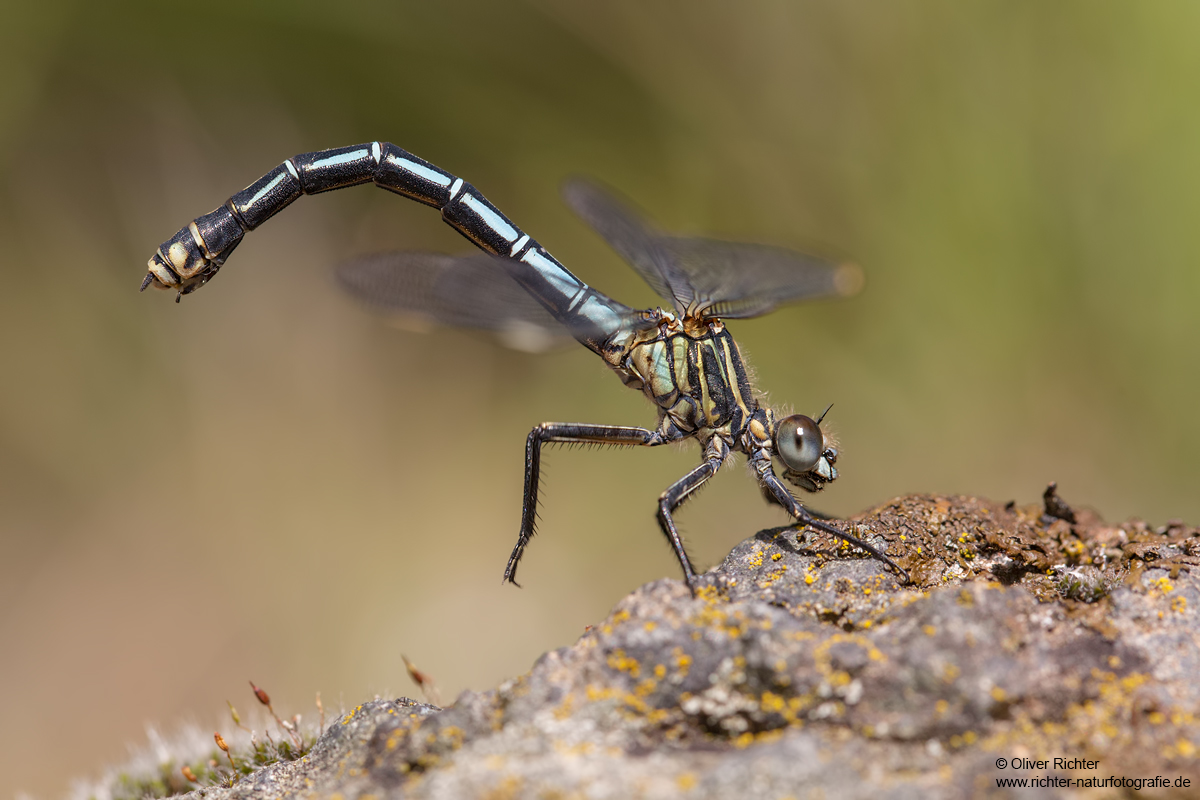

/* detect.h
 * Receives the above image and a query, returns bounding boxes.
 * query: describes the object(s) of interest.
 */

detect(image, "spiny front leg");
[749,450,910,584]
[504,422,659,587]
[657,436,730,593]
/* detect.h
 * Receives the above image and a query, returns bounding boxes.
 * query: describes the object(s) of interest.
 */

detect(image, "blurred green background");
[2,1,1198,795]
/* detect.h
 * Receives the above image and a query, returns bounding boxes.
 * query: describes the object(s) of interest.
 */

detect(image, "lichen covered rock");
[93,493,1200,798]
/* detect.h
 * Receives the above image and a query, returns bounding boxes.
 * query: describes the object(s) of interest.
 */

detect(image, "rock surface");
[95,492,1200,798]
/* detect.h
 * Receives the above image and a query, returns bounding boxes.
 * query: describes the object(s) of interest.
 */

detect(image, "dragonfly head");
[773,411,838,492]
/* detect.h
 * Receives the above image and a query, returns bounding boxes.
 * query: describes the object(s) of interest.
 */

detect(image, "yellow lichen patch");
[755,728,785,745]
[733,732,755,749]
[983,667,1198,765]
[601,609,633,635]
[689,599,752,638]
[828,670,852,688]
[1171,595,1188,613]
[935,699,949,716]
[342,705,364,725]
[646,708,670,725]
[757,566,788,589]
[643,621,658,632]
[634,679,658,697]
[956,589,975,607]
[441,725,466,749]
[761,691,787,714]
[654,663,667,679]
[771,551,784,561]
[622,693,649,714]
[607,649,642,678]
[482,775,524,800]
[746,547,766,568]
[1149,576,1175,595]
[990,687,1007,703]
[673,648,693,677]
[586,684,621,703]
[941,662,961,683]
[553,693,575,721]
[804,573,815,586]
[676,772,698,791]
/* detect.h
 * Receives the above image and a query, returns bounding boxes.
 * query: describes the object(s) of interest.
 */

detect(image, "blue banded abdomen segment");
[146,141,638,344]
[292,144,378,193]
[504,248,632,356]
[229,162,303,229]
[155,161,304,282]
[442,182,524,256]
[374,143,456,207]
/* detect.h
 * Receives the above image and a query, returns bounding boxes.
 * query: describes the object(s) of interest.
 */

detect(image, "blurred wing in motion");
[336,252,574,353]
[563,178,863,320]
[562,178,698,314]
[653,237,863,320]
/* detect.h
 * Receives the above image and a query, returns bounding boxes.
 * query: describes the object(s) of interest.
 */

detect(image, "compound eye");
[775,414,824,473]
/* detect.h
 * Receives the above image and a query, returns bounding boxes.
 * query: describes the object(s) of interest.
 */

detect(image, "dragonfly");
[142,142,909,591]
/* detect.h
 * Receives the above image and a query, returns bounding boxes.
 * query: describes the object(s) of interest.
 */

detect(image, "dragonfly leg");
[657,436,730,593]
[503,423,659,587]
[749,451,910,585]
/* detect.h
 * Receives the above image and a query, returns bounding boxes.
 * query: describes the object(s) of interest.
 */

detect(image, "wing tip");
[833,262,865,297]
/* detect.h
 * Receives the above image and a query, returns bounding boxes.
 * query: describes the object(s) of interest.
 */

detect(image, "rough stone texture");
[106,493,1200,798]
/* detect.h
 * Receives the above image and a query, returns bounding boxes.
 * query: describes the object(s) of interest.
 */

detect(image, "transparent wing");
[655,237,863,319]
[563,178,863,320]
[336,252,574,353]
[561,178,698,314]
